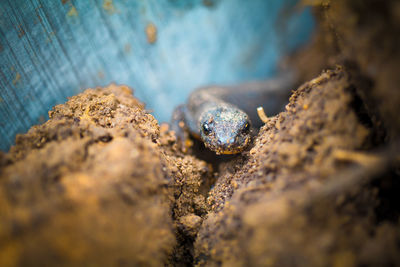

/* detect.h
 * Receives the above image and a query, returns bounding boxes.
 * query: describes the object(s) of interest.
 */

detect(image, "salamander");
[171,73,295,154]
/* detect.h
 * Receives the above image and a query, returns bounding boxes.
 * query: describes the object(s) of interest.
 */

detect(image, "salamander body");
[171,74,294,154]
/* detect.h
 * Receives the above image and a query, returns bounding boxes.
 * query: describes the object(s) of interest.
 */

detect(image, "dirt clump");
[293,0,400,142]
[194,68,400,266]
[0,68,399,266]
[0,85,211,266]
[2,1,400,265]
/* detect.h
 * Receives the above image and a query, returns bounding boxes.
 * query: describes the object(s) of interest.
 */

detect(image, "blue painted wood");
[0,0,314,151]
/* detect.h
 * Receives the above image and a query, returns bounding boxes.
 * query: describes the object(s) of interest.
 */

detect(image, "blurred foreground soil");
[1,0,400,266]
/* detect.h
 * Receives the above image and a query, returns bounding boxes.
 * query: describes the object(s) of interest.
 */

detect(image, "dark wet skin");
[171,74,294,154]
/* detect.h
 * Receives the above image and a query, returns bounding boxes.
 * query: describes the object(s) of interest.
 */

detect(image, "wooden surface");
[0,0,314,151]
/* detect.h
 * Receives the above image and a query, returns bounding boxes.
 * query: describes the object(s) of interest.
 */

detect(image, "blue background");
[0,0,314,151]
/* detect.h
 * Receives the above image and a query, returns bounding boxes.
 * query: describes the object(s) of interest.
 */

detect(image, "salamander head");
[199,106,252,154]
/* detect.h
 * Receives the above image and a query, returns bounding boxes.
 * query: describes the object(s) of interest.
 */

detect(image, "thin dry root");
[257,107,269,123]
[333,149,383,167]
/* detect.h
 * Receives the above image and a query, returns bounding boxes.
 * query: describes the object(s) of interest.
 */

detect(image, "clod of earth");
[1,67,399,266]
[2,1,400,264]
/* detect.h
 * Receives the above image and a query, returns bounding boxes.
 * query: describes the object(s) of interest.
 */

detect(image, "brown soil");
[195,68,399,266]
[1,1,400,266]
[0,85,212,266]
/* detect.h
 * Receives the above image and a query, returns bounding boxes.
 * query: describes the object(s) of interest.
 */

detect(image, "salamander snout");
[199,106,252,154]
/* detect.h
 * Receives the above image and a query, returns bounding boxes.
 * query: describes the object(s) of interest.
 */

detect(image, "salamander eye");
[242,122,250,133]
[202,123,212,135]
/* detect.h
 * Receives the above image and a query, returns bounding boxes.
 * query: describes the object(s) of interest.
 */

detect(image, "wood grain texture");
[0,0,314,151]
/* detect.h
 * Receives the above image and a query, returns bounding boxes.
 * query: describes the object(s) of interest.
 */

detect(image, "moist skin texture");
[171,75,293,154]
